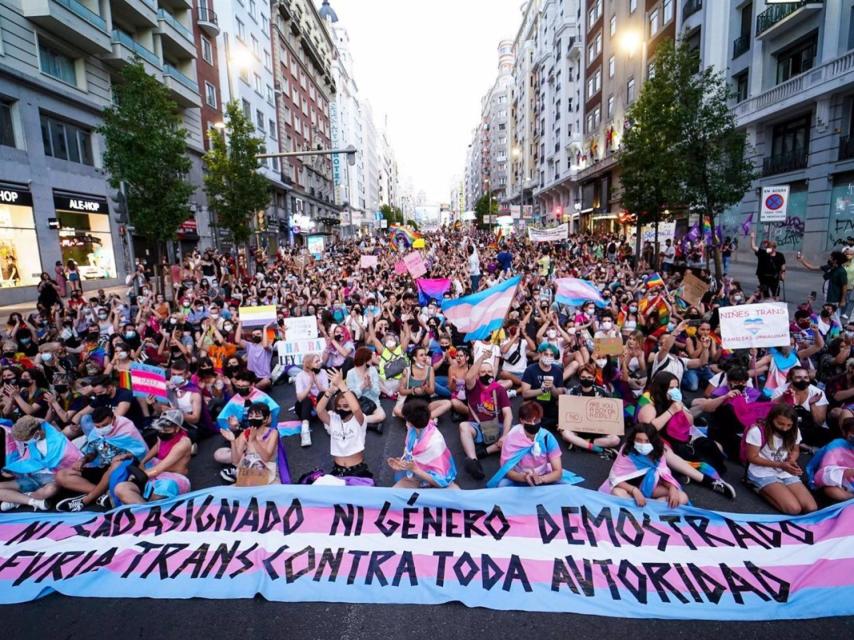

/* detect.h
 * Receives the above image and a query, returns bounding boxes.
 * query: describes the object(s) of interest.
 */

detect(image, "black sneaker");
[464,457,485,480]
[220,465,237,484]
[710,478,736,500]
[369,421,384,435]
[599,447,618,460]
[474,443,489,459]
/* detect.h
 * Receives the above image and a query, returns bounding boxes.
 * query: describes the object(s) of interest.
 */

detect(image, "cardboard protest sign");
[130,363,168,402]
[719,303,790,350]
[403,251,427,279]
[680,272,710,308]
[283,316,318,340]
[360,255,378,269]
[239,305,277,327]
[594,337,624,356]
[558,395,625,435]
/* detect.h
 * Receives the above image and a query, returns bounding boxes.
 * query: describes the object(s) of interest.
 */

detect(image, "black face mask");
[523,423,540,435]
[235,387,251,396]
[54,385,68,394]
[252,336,262,344]
[247,418,265,428]
[731,384,746,392]
[312,367,322,374]
[158,431,177,440]
[338,410,352,421]
[479,375,494,386]
[580,378,594,388]
[791,379,810,391]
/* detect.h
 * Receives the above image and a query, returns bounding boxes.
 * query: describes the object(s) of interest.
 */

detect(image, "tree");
[99,61,193,275]
[474,194,499,229]
[621,40,691,270]
[204,100,270,246]
[405,219,419,231]
[379,204,404,226]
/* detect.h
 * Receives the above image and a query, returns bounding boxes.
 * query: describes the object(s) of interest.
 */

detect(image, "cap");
[153,409,184,430]
[537,343,560,357]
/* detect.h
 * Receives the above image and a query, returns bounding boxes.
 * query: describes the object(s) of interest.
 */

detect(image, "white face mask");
[541,355,554,367]
[595,358,607,368]
[547,330,557,339]
[385,340,396,350]
[766,248,773,254]
[601,321,613,331]
[634,442,654,456]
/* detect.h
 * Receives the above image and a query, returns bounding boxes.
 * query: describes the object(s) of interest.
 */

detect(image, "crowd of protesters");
[1,228,852,516]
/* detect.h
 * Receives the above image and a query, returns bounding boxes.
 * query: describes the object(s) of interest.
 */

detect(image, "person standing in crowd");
[467,242,481,292]
[751,232,786,298]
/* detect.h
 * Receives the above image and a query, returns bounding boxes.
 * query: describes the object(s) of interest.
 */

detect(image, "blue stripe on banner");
[464,317,507,342]
[441,275,521,312]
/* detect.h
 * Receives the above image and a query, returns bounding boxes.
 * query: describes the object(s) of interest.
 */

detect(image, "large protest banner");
[528,224,568,243]
[274,338,326,367]
[719,303,790,350]
[0,485,852,619]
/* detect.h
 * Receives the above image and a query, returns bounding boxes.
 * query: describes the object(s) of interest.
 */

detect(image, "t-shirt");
[745,425,801,480]
[466,380,511,423]
[522,363,564,405]
[770,384,828,410]
[826,265,848,305]
[497,251,513,271]
[468,252,481,277]
[650,353,689,384]
[242,340,272,379]
[327,412,367,458]
[755,250,785,278]
[90,387,143,425]
[295,369,329,398]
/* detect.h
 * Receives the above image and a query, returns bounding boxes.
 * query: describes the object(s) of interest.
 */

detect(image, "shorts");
[81,466,108,485]
[747,471,802,491]
[15,471,55,493]
[330,461,373,478]
[144,473,190,500]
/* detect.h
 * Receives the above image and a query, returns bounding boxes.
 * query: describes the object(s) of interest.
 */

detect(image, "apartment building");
[0,0,214,305]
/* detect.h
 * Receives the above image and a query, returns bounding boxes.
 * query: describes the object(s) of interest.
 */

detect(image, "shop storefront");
[53,191,116,281]
[0,184,41,289]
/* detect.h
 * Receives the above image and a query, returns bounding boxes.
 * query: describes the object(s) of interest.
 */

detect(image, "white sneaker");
[300,421,312,447]
[507,389,517,399]
[1,501,18,512]
[28,499,48,512]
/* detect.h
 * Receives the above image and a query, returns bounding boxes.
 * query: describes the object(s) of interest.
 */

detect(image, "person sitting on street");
[806,417,854,503]
[388,398,458,489]
[217,402,286,486]
[317,369,371,479]
[561,363,620,457]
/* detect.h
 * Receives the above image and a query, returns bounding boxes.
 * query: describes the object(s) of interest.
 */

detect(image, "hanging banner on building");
[719,303,791,350]
[522,205,534,219]
[0,485,852,619]
[283,316,318,341]
[129,363,167,401]
[760,186,789,223]
[528,224,568,243]
[510,205,521,219]
[238,305,277,327]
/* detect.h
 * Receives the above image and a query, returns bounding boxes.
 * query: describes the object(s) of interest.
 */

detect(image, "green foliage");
[379,203,404,225]
[203,100,271,244]
[474,194,499,228]
[405,219,419,231]
[98,62,193,243]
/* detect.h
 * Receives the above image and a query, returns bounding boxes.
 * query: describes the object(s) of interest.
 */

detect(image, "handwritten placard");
[719,302,790,350]
[558,395,625,435]
[394,261,407,275]
[130,363,168,402]
[403,251,427,279]
[594,337,624,356]
[283,315,318,340]
[680,272,710,308]
[360,255,378,269]
[274,338,327,367]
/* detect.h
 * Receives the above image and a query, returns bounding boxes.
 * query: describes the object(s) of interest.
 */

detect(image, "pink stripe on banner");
[443,287,516,334]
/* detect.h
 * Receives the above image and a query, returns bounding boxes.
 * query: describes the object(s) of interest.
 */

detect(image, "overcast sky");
[330,0,523,205]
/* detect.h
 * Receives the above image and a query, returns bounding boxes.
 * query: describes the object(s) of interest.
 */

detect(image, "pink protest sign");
[394,261,407,275]
[403,251,427,279]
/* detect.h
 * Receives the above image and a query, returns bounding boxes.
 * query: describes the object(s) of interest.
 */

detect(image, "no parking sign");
[760,186,789,222]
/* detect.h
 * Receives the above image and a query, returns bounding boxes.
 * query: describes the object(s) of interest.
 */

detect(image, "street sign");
[760,186,789,223]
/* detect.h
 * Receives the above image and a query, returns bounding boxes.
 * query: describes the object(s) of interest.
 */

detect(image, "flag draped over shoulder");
[441,276,521,342]
[554,278,606,308]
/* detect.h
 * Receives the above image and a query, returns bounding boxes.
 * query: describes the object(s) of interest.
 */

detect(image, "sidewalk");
[0,283,128,319]
[726,258,824,312]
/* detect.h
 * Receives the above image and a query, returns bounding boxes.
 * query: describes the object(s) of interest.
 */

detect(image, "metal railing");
[55,0,107,32]
[157,9,193,42]
[111,30,160,67]
[839,135,854,161]
[757,1,823,36]
[733,34,750,59]
[197,5,217,25]
[683,0,703,20]
[762,148,809,176]
[163,63,198,92]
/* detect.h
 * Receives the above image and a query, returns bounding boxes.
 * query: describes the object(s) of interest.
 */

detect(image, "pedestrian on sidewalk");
[53,261,67,298]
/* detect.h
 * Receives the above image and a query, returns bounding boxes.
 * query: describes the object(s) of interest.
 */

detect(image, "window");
[261,13,269,34]
[608,55,615,77]
[771,114,810,158]
[630,0,637,13]
[254,73,263,94]
[200,36,213,64]
[607,95,615,118]
[0,102,15,147]
[609,15,616,37]
[776,34,817,84]
[242,99,251,118]
[595,33,602,55]
[38,39,76,85]
[627,77,636,103]
[236,19,245,41]
[734,71,749,103]
[664,0,673,24]
[251,35,260,58]
[649,9,659,36]
[264,50,272,69]
[269,120,277,139]
[594,69,601,93]
[256,110,265,132]
[266,84,275,104]
[40,114,92,165]
[249,0,256,19]
[204,81,217,108]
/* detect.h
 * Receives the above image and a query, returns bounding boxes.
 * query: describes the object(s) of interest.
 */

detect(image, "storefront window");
[828,172,854,249]
[54,193,116,280]
[0,187,41,288]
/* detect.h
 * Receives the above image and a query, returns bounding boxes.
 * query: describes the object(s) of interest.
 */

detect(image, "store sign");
[0,186,33,207]
[53,193,108,214]
[330,101,341,187]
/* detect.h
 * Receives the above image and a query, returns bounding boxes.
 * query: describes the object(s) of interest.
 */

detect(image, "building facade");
[0,0,216,305]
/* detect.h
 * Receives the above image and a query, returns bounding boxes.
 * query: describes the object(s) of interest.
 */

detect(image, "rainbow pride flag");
[389,225,421,248]
[645,272,665,290]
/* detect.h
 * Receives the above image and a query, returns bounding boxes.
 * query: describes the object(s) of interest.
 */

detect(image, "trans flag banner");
[0,485,853,619]
[442,276,521,342]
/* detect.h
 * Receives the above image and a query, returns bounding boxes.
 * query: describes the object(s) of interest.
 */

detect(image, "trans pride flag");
[416,278,451,305]
[554,278,606,308]
[441,276,521,341]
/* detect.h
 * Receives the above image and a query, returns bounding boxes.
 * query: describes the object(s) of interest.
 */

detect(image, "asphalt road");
[4,381,852,639]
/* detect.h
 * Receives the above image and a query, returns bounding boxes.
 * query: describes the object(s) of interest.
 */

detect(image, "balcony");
[157,8,196,59]
[734,48,854,126]
[762,149,808,176]
[732,34,750,59]
[162,63,201,107]
[683,0,703,20]
[757,1,823,39]
[23,0,111,54]
[196,5,220,37]
[105,30,161,72]
[110,0,158,28]
[839,135,854,161]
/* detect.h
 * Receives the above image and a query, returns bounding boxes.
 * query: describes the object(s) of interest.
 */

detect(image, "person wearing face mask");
[694,366,765,460]
[346,347,386,433]
[750,233,786,299]
[156,360,211,447]
[771,366,831,447]
[487,401,581,488]
[322,323,355,373]
[293,354,330,448]
[55,406,148,511]
[104,341,133,378]
[217,402,287,486]
[806,417,854,503]
[5,369,50,420]
[743,404,816,515]
[521,344,567,431]
[601,423,688,509]
[69,374,140,437]
[316,369,372,479]
[562,364,620,456]
[393,347,451,421]
[367,320,411,398]
[120,323,141,351]
[112,410,192,505]
[0,415,82,512]
[235,320,273,391]
[593,313,620,340]
[387,398,458,489]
